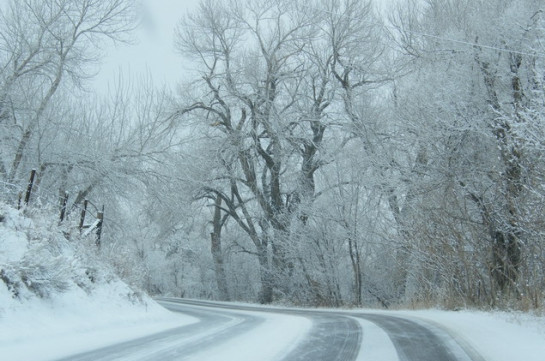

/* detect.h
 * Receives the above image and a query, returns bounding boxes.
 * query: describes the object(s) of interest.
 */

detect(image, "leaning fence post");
[79,199,88,232]
[59,191,69,222]
[24,169,36,206]
[96,207,104,248]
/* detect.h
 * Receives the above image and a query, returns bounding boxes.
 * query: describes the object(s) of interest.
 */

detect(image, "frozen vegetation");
[0,202,191,360]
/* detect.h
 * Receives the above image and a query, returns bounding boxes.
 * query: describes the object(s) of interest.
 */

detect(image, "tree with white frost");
[0,0,135,187]
[174,0,390,304]
[389,0,545,307]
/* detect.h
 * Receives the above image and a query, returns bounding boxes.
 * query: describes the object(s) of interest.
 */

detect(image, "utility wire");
[299,3,545,59]
[402,29,545,58]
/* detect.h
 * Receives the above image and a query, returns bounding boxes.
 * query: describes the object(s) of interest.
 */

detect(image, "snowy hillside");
[0,202,190,360]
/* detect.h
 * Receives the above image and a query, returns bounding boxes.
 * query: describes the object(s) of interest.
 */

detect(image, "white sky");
[93,0,200,94]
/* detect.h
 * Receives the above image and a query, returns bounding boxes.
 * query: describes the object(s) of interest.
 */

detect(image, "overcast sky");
[93,0,200,94]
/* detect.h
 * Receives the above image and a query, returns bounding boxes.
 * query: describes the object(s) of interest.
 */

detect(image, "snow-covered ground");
[2,299,544,361]
[0,289,195,361]
[2,202,544,361]
[396,309,545,361]
[0,202,194,360]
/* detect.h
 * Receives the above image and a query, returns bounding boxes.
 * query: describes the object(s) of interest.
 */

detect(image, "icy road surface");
[56,298,483,361]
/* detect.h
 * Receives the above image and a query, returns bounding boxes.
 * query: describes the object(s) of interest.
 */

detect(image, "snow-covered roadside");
[390,309,545,361]
[0,289,196,361]
[0,202,196,361]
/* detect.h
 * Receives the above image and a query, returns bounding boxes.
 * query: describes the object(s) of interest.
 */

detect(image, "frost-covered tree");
[390,0,545,307]
[0,0,136,190]
[173,0,391,304]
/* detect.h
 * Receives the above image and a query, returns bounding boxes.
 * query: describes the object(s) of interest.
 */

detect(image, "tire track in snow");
[163,298,362,361]
[355,313,478,361]
[56,302,260,361]
[55,298,485,361]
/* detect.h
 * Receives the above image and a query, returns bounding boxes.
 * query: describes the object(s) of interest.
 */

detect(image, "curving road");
[163,298,361,361]
[56,298,483,361]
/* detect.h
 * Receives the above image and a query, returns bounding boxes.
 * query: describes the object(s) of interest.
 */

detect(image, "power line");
[299,3,545,59]
[402,29,545,58]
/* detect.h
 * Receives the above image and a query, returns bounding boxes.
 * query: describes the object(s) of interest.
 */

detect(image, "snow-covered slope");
[0,202,192,360]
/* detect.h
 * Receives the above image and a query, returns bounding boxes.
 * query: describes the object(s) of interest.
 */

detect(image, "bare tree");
[0,0,136,185]
[389,0,545,307]
[174,0,389,304]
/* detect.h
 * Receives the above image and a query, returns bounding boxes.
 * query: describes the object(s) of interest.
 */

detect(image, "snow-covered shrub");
[0,201,149,307]
[0,203,78,299]
[0,267,20,298]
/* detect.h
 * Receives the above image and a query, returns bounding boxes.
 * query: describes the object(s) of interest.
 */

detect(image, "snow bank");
[0,202,193,360]
[393,309,545,361]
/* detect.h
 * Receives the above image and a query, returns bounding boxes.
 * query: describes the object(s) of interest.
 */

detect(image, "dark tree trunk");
[211,196,230,301]
[257,242,273,304]
[348,236,363,305]
[475,52,525,295]
[491,229,521,292]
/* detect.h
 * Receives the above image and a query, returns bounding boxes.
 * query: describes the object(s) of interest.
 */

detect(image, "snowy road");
[167,299,362,361]
[56,298,483,361]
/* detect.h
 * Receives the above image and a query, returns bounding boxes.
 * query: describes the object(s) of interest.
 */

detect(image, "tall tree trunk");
[348,235,362,305]
[257,242,273,304]
[476,53,524,295]
[9,60,64,182]
[211,196,230,301]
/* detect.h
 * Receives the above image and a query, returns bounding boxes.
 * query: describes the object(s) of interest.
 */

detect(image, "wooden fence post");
[79,199,88,232]
[96,207,104,248]
[17,192,22,210]
[59,192,69,222]
[24,169,36,206]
